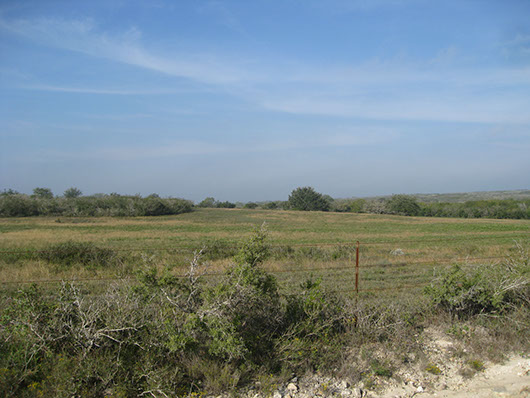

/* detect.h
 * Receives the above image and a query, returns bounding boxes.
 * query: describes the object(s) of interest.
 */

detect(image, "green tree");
[32,187,53,199]
[64,187,82,198]
[263,201,278,210]
[198,197,216,208]
[216,201,236,209]
[1,189,20,196]
[288,187,331,211]
[386,194,421,216]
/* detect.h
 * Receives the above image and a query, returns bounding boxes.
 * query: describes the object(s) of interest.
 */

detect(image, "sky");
[0,0,529,202]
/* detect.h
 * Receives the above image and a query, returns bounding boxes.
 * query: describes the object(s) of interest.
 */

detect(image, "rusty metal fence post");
[355,241,360,294]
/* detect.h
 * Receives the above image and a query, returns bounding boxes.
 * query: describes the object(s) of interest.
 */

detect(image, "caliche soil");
[237,327,529,398]
[383,355,530,398]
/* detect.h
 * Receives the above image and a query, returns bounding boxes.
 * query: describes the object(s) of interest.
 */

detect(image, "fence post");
[355,241,360,294]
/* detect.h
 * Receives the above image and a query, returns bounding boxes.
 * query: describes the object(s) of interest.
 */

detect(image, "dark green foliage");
[32,187,53,199]
[38,241,117,268]
[198,239,238,260]
[216,201,236,209]
[0,194,39,216]
[279,276,345,371]
[333,198,366,212]
[198,197,216,208]
[263,201,278,209]
[331,196,529,220]
[425,248,530,317]
[63,187,82,198]
[1,189,19,196]
[386,195,421,216]
[243,202,258,209]
[288,187,331,211]
[370,359,393,377]
[0,193,193,217]
[420,199,530,219]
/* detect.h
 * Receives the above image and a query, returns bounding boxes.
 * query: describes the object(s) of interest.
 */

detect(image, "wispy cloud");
[2,15,530,124]
[0,16,250,85]
[5,128,395,163]
[259,92,530,124]
[197,1,245,34]
[22,84,179,95]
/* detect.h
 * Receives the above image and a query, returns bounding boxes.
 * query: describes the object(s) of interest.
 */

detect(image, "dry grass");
[1,209,528,289]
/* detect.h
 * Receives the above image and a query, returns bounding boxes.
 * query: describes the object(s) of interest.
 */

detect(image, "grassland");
[1,208,529,298]
[1,208,529,397]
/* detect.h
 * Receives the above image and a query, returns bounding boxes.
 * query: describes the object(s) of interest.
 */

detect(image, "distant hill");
[361,189,530,203]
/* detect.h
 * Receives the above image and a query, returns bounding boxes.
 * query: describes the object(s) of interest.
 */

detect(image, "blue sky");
[1,0,529,202]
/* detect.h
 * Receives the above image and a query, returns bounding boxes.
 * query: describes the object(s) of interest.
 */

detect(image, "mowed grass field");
[1,208,529,298]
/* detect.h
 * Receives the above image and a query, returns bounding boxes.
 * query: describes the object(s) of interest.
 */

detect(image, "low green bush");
[0,194,193,217]
[38,241,117,268]
[425,244,529,317]
[1,232,528,397]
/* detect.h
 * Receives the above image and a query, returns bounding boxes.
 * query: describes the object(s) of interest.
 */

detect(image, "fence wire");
[0,232,527,290]
[0,232,528,255]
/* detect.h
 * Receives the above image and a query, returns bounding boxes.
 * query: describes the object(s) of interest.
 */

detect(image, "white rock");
[339,380,350,389]
[273,391,283,398]
[416,385,424,393]
[287,383,298,392]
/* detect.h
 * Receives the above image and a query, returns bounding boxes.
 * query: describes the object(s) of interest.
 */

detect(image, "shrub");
[0,194,39,217]
[278,276,345,371]
[288,187,331,211]
[263,201,278,209]
[198,239,238,260]
[198,225,281,364]
[198,197,216,208]
[216,201,236,209]
[0,194,193,217]
[386,195,421,216]
[38,241,117,268]
[63,187,82,198]
[425,245,529,317]
[32,187,54,199]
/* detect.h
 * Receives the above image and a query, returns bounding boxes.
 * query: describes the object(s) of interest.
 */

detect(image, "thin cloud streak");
[260,95,530,124]
[4,130,397,162]
[2,16,530,124]
[0,16,251,85]
[22,85,180,95]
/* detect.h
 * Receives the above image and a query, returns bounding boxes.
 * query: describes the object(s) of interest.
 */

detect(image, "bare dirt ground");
[381,355,530,398]
[379,327,530,398]
[240,326,529,398]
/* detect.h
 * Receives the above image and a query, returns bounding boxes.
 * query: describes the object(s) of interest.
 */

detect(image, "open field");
[1,209,529,397]
[1,208,529,298]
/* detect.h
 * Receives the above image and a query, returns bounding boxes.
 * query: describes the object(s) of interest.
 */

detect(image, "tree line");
[2,186,529,219]
[0,188,193,217]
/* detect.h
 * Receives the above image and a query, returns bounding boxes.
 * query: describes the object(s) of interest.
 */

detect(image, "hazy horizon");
[1,0,529,202]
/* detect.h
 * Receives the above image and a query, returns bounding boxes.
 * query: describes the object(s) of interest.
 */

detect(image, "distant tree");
[288,187,330,211]
[147,193,160,198]
[263,201,278,210]
[386,195,421,216]
[198,197,216,208]
[216,201,236,209]
[1,189,20,196]
[243,202,258,209]
[332,198,366,213]
[32,187,53,199]
[64,187,82,198]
